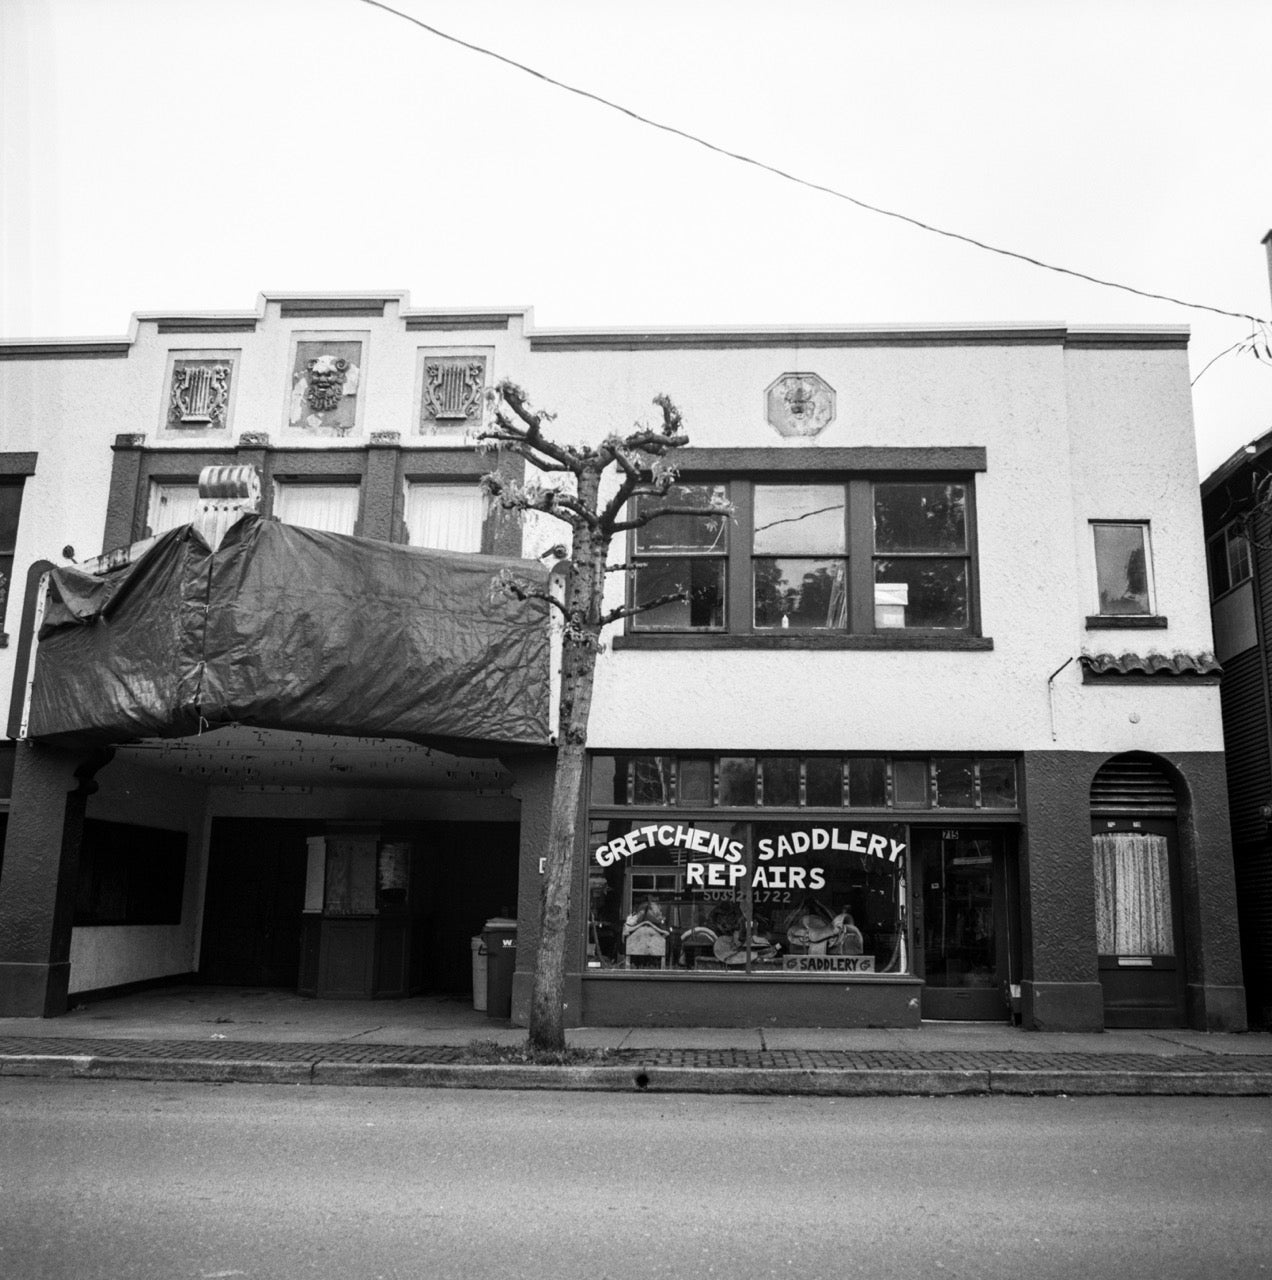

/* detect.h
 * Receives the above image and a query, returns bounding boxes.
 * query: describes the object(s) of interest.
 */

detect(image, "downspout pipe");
[1047,656,1075,742]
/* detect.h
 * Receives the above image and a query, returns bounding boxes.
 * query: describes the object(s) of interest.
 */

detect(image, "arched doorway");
[1090,754,1187,1027]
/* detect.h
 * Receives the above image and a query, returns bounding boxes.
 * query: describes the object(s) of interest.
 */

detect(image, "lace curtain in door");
[1092,832,1173,955]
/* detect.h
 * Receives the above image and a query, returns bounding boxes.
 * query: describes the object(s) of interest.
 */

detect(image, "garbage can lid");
[484,916,517,930]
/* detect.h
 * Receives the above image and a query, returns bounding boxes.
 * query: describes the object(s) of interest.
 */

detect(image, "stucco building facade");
[0,294,1247,1031]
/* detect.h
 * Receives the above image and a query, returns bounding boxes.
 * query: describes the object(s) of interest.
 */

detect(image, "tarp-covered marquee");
[26,516,552,755]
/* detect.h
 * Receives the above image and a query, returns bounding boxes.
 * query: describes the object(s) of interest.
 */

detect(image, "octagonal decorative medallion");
[765,372,836,438]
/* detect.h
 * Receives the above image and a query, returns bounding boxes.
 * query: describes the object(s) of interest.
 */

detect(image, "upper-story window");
[873,482,970,630]
[273,481,360,535]
[147,481,200,537]
[1206,522,1252,600]
[629,478,975,635]
[629,482,728,630]
[404,482,485,553]
[1091,521,1155,617]
[0,479,26,632]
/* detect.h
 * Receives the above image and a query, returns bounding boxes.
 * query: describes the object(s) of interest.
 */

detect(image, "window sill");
[1085,615,1167,629]
[613,633,993,652]
[580,968,922,984]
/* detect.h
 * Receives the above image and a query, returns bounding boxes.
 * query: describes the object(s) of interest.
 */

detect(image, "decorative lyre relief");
[422,357,486,426]
[169,361,232,428]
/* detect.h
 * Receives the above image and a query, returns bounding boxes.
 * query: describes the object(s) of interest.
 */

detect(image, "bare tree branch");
[478,381,583,475]
[599,589,690,627]
[610,502,732,534]
[492,567,572,619]
[481,473,595,529]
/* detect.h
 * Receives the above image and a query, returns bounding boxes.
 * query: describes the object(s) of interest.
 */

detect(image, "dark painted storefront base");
[1020,981,1105,1032]
[511,970,923,1029]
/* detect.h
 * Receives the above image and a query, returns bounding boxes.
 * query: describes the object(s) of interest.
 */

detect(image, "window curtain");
[148,483,200,536]
[1092,832,1173,955]
[404,483,484,552]
[273,484,359,535]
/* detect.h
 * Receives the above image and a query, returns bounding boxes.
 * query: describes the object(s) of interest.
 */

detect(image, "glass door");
[914,828,1018,1021]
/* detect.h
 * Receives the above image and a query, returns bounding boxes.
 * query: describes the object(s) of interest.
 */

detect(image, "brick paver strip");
[2,1036,1270,1075]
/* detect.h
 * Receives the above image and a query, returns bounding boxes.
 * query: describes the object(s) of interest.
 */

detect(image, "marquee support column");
[0,742,113,1017]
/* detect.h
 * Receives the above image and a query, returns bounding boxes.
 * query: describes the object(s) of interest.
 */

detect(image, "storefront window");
[587,818,909,976]
[589,755,1017,813]
[847,757,887,806]
[978,758,1018,809]
[934,758,975,808]
[893,759,929,808]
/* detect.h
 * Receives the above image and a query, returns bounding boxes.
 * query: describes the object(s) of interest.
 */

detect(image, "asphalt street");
[1,1078,1269,1280]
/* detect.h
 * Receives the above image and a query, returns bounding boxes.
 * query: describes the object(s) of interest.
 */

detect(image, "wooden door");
[1092,818,1186,1028]
[199,819,308,987]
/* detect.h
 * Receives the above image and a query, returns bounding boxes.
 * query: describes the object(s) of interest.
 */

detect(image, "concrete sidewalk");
[1,986,1269,1096]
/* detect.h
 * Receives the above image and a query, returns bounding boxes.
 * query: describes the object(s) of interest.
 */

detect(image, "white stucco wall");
[0,302,1222,768]
[527,334,1222,756]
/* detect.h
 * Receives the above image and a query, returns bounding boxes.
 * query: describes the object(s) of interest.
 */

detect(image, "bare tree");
[479,380,723,1051]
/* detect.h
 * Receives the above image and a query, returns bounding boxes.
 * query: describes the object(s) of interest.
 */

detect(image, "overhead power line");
[359,0,1270,330]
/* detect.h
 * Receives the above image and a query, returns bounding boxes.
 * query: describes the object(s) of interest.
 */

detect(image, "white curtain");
[404,483,484,552]
[273,483,359,535]
[1092,832,1173,955]
[147,482,200,535]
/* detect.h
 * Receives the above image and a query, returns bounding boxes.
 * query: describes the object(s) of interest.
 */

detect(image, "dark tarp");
[26,515,552,755]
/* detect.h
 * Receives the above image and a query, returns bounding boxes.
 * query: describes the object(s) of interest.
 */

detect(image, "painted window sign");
[586,819,908,977]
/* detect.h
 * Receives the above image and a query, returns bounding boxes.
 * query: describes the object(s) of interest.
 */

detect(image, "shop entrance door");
[200,819,308,987]
[914,828,1018,1022]
[1091,818,1186,1028]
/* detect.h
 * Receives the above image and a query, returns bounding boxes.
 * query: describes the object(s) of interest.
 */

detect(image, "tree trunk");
[526,509,606,1052]
[526,733,586,1051]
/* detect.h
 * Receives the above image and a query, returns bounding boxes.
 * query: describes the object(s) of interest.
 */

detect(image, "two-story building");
[0,294,1247,1032]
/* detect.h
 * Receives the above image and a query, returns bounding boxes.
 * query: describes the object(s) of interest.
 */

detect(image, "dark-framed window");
[1091,520,1155,616]
[629,475,977,636]
[590,753,1018,813]
[0,478,28,635]
[74,820,188,926]
[629,482,728,630]
[117,440,521,555]
[1206,521,1252,601]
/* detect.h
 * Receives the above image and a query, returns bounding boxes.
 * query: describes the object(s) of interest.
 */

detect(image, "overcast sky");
[3,0,1270,477]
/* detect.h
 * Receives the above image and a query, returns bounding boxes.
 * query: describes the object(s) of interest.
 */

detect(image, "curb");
[3,1053,1272,1096]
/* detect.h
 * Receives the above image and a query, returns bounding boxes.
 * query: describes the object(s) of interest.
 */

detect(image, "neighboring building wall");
[1202,444,1272,1026]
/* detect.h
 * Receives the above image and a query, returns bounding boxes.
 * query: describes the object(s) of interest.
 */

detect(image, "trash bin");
[482,916,517,1019]
[471,936,488,1012]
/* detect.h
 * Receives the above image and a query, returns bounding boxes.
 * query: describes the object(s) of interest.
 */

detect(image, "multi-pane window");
[630,477,976,634]
[1206,523,1252,600]
[591,753,1018,811]
[586,752,1015,979]
[873,483,969,629]
[273,481,360,535]
[404,482,485,552]
[1092,521,1155,616]
[630,483,728,630]
[753,484,847,628]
